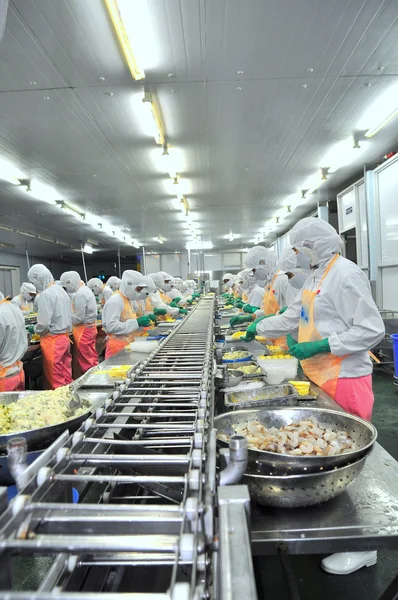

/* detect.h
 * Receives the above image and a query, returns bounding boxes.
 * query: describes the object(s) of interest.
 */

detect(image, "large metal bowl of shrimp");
[215,407,377,474]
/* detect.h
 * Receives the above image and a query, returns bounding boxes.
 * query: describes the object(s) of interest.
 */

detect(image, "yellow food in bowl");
[223,351,250,360]
[258,354,293,360]
[231,330,247,339]
[224,304,233,309]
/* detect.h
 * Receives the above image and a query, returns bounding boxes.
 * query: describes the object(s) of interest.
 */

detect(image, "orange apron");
[105,291,140,358]
[156,291,172,322]
[40,333,72,389]
[72,323,98,373]
[241,291,249,303]
[261,273,286,349]
[298,254,343,399]
[17,295,30,312]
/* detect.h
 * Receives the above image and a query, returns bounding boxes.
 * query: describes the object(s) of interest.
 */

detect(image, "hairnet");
[240,268,257,290]
[277,248,297,272]
[28,264,54,292]
[244,246,272,269]
[20,282,37,301]
[120,270,147,300]
[106,276,121,292]
[60,271,81,294]
[87,278,104,295]
[222,272,234,282]
[289,217,343,266]
[143,276,157,294]
[149,271,172,292]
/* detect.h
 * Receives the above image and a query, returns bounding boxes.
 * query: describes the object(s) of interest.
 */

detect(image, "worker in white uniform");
[221,273,235,296]
[106,276,121,292]
[60,271,98,375]
[169,278,188,305]
[277,247,311,290]
[11,283,37,315]
[28,264,73,389]
[238,218,385,575]
[131,276,157,321]
[235,269,264,313]
[102,270,151,358]
[149,272,187,317]
[87,278,113,307]
[0,292,28,392]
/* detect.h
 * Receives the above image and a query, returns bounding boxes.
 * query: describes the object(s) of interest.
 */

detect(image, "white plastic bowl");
[256,356,298,381]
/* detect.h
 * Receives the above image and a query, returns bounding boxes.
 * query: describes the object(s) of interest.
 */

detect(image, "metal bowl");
[243,451,370,508]
[223,369,244,387]
[215,407,377,474]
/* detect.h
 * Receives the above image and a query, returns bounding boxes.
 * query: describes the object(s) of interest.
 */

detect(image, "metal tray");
[0,389,94,454]
[74,364,137,389]
[224,384,297,409]
[226,361,263,378]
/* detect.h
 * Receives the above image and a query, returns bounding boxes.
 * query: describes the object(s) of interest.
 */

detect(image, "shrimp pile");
[228,419,355,456]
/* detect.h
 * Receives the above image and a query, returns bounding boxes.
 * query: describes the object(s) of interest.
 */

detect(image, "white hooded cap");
[277,248,297,272]
[289,217,343,267]
[20,282,37,301]
[60,271,82,294]
[245,246,276,280]
[120,270,147,300]
[149,271,173,293]
[143,276,157,295]
[240,268,257,290]
[28,264,54,292]
[106,276,121,292]
[87,278,105,296]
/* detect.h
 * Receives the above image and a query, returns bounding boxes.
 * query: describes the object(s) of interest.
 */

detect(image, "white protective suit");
[148,272,179,317]
[0,299,28,372]
[222,273,235,289]
[256,218,385,378]
[28,265,72,336]
[133,276,157,315]
[102,270,147,336]
[60,271,97,325]
[106,276,121,292]
[87,278,113,305]
[169,278,187,304]
[240,269,264,308]
[11,283,37,315]
[277,247,310,291]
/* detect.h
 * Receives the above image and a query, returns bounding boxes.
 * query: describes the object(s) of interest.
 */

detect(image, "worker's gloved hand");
[173,297,181,304]
[179,307,188,315]
[240,314,273,342]
[186,299,193,305]
[154,308,167,316]
[27,325,35,334]
[222,293,229,298]
[234,299,244,308]
[147,313,156,323]
[286,333,297,351]
[168,301,178,308]
[278,306,288,315]
[290,338,330,360]
[243,304,259,314]
[137,315,151,328]
[230,315,253,327]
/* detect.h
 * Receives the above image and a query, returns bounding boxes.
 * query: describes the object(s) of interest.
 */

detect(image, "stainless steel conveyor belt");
[0,298,257,600]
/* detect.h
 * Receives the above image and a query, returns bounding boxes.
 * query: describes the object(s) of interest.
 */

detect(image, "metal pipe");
[68,454,190,466]
[51,474,186,485]
[117,245,121,278]
[80,244,88,283]
[219,436,248,486]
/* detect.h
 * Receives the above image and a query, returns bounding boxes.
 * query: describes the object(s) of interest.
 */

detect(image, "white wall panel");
[204,253,222,271]
[338,187,356,233]
[161,254,180,276]
[376,157,398,264]
[381,267,398,310]
[223,253,241,268]
[356,181,368,269]
[145,254,160,274]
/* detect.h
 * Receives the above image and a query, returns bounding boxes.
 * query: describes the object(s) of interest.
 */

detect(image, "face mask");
[138,289,148,300]
[162,283,172,293]
[299,246,318,267]
[254,267,267,281]
[32,279,43,292]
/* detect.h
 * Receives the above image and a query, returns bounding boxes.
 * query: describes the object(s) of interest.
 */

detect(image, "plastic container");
[256,356,298,380]
[391,334,398,377]
[262,367,286,385]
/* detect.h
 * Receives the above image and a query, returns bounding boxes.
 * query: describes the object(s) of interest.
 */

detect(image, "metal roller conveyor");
[0,297,257,599]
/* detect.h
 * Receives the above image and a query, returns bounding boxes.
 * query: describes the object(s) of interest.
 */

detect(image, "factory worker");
[60,271,98,374]
[133,276,157,318]
[11,283,37,315]
[0,294,28,392]
[28,264,73,389]
[106,276,121,292]
[237,269,264,313]
[169,278,188,305]
[186,280,196,295]
[221,273,235,296]
[278,247,311,290]
[102,270,151,358]
[149,272,187,317]
[87,278,113,306]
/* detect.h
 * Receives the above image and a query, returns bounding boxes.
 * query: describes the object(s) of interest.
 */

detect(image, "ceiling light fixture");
[142,91,165,145]
[357,81,398,137]
[83,243,93,254]
[104,0,157,80]
[229,231,234,241]
[301,172,325,195]
[320,137,368,173]
[155,236,164,244]
[56,201,85,220]
[0,158,26,185]
[23,180,63,204]
[186,240,213,250]
[162,144,179,178]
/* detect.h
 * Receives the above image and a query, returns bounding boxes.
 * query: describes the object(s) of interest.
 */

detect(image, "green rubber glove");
[173,296,181,304]
[147,313,156,323]
[137,315,151,327]
[179,307,188,315]
[240,315,273,342]
[222,293,229,298]
[243,304,260,314]
[230,315,253,327]
[279,306,288,315]
[27,325,35,334]
[186,299,193,305]
[286,333,297,351]
[234,299,244,308]
[154,308,167,316]
[290,338,330,360]
[193,293,200,299]
[169,301,178,308]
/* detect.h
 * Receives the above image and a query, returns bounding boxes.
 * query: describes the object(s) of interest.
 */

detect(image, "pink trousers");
[334,375,374,421]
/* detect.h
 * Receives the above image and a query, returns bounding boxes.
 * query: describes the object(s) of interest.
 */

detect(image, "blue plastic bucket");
[390,334,398,377]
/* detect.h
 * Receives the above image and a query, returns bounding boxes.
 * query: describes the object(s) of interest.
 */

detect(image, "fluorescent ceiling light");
[320,138,368,172]
[83,243,93,254]
[0,158,26,184]
[229,231,234,242]
[161,146,182,179]
[104,0,157,79]
[357,81,398,137]
[57,201,85,219]
[141,92,164,145]
[26,180,63,204]
[155,236,164,244]
[186,240,213,250]
[302,172,324,195]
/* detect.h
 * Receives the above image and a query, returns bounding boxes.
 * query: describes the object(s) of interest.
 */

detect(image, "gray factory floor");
[254,369,398,600]
[10,370,398,598]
